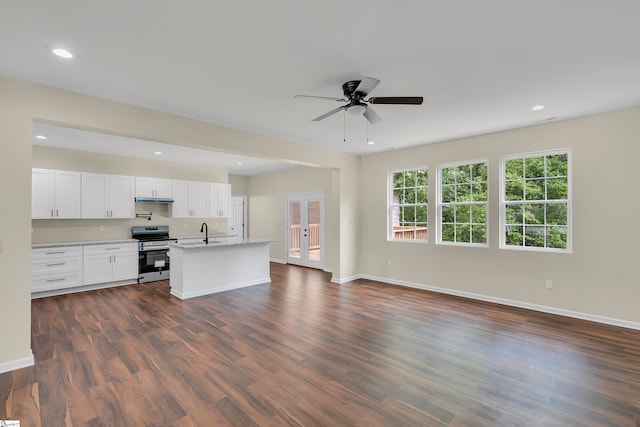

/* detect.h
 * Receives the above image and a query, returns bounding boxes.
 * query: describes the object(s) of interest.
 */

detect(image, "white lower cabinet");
[31,246,83,293]
[83,243,138,285]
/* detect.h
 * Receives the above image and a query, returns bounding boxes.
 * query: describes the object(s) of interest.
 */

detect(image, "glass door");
[287,192,324,269]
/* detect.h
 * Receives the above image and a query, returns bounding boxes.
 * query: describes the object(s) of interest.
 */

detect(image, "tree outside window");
[502,150,571,251]
[438,160,488,246]
[389,168,428,241]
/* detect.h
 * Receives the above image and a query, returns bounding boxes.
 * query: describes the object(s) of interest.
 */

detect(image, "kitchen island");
[169,237,274,299]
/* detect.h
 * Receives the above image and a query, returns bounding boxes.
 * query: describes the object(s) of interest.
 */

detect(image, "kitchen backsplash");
[32,203,229,243]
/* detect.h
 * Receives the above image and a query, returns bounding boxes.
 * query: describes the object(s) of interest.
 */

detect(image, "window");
[501,150,571,252]
[389,168,428,241]
[438,160,488,246]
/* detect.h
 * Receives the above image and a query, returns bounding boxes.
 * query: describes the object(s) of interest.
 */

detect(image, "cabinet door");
[135,177,172,198]
[109,175,134,218]
[82,173,109,218]
[83,254,114,285]
[170,180,190,218]
[112,252,138,281]
[54,170,82,218]
[209,183,231,217]
[190,181,209,218]
[32,169,55,219]
[153,179,173,198]
[217,184,231,217]
[135,177,155,198]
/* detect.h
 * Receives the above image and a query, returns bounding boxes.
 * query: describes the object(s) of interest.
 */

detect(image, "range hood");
[134,197,174,203]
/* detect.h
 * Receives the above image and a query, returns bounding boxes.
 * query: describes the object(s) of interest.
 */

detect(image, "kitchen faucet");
[200,222,209,244]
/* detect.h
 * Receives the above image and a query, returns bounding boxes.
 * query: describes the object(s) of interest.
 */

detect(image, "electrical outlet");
[387,259,392,266]
[99,225,105,232]
[545,279,553,290]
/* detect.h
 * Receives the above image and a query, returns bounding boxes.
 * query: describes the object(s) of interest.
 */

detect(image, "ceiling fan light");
[347,104,366,115]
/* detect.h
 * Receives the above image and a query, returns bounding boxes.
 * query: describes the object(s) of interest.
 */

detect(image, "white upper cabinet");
[32,169,82,219]
[81,173,134,219]
[169,180,209,218]
[209,183,232,217]
[135,177,172,199]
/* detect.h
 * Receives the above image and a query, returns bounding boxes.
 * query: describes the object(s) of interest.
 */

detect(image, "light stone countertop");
[173,234,238,240]
[32,239,139,249]
[171,237,275,249]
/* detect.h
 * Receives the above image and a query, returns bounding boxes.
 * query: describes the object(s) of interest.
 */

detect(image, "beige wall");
[248,166,333,263]
[228,174,249,195]
[0,75,360,371]
[359,107,640,323]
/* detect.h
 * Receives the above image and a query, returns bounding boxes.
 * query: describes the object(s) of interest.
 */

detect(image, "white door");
[287,192,324,269]
[230,196,247,238]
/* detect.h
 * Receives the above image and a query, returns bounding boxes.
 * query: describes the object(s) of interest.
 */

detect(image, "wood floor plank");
[2,263,640,425]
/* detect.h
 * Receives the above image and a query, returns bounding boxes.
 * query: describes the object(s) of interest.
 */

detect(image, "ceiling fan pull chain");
[343,110,347,143]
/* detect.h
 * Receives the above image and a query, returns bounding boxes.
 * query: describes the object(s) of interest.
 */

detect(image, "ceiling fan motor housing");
[343,80,364,100]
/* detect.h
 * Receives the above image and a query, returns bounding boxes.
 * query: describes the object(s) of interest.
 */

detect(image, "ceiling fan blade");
[354,77,381,97]
[363,106,382,124]
[312,105,347,121]
[368,96,424,105]
[295,95,347,102]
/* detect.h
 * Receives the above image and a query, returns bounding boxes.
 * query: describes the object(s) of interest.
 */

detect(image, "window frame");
[436,159,489,248]
[499,149,572,253]
[388,166,429,243]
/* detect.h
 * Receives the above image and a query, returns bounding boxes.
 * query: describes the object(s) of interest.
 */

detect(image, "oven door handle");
[140,246,172,251]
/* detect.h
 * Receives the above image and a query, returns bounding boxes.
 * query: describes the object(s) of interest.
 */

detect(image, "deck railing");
[392,226,427,240]
[290,223,321,250]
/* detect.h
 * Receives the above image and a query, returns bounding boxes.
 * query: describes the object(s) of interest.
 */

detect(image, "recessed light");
[52,48,73,59]
[35,135,47,140]
[236,162,244,166]
[367,141,375,145]
[154,151,163,155]
[531,105,545,111]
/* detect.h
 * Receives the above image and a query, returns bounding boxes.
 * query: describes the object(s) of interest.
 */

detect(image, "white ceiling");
[32,122,299,176]
[3,1,640,158]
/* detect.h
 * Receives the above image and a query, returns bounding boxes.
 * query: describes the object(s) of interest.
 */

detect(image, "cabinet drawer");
[32,272,83,292]
[84,243,138,255]
[32,246,82,259]
[32,257,82,276]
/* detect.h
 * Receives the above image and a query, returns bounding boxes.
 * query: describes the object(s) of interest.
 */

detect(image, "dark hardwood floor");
[2,263,640,426]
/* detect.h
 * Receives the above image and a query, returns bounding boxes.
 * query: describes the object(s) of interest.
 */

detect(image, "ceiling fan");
[295,77,423,124]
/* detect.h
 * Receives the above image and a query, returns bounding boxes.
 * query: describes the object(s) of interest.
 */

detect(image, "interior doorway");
[286,192,324,269]
[230,195,248,239]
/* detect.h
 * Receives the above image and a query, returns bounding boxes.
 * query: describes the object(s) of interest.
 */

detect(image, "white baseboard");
[0,352,34,374]
[358,274,640,331]
[270,258,287,264]
[331,274,361,285]
[32,279,138,299]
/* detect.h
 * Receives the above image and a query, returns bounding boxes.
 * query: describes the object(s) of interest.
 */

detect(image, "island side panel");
[170,242,271,299]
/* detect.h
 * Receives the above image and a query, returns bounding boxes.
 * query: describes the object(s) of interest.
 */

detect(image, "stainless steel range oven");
[132,225,177,283]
